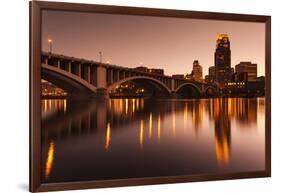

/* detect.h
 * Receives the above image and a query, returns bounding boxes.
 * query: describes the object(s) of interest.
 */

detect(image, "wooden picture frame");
[30,1,271,192]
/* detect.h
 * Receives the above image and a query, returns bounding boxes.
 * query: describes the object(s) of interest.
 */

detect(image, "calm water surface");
[41,98,265,183]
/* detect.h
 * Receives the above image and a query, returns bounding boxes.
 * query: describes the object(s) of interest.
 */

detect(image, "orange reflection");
[210,98,258,126]
[105,122,111,151]
[157,114,161,143]
[140,98,144,110]
[48,100,52,111]
[149,112,152,138]
[119,100,123,113]
[136,98,140,111]
[192,101,202,135]
[213,98,231,167]
[54,99,58,110]
[45,141,55,179]
[63,99,67,113]
[132,99,135,113]
[140,120,144,150]
[215,137,229,167]
[125,99,128,114]
[43,100,47,113]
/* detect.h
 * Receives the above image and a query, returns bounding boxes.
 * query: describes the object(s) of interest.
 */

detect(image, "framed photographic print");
[30,1,271,192]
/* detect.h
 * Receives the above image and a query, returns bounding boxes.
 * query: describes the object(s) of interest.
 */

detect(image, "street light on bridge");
[99,51,102,63]
[48,39,53,53]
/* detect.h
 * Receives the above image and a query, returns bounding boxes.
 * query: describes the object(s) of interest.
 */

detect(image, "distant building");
[191,60,203,81]
[134,66,164,75]
[185,73,192,80]
[235,62,257,82]
[215,34,232,83]
[205,75,210,82]
[257,76,265,83]
[149,68,164,75]
[41,81,67,97]
[172,74,185,79]
[231,67,235,76]
[41,81,54,92]
[134,66,149,72]
[236,72,248,82]
[208,66,216,82]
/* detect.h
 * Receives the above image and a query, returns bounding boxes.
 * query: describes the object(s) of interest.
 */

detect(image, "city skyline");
[42,10,265,77]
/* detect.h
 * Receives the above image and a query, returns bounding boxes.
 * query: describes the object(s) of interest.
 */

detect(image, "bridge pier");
[109,69,113,84]
[66,62,71,73]
[90,66,97,85]
[113,70,120,82]
[171,79,175,93]
[116,71,120,81]
[96,99,107,132]
[170,91,181,99]
[78,63,81,77]
[57,60,61,69]
[96,88,109,98]
[96,66,109,98]
[87,66,91,82]
[120,71,125,79]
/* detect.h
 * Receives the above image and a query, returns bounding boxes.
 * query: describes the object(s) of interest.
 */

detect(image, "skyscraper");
[215,34,231,84]
[191,60,203,82]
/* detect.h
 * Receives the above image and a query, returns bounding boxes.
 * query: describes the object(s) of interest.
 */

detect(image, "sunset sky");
[42,10,265,77]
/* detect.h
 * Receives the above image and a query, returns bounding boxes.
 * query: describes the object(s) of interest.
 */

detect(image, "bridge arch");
[107,76,172,95]
[42,64,97,95]
[204,85,219,97]
[174,82,202,98]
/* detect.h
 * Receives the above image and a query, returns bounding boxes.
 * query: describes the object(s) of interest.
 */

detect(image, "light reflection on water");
[105,122,111,151]
[41,99,67,120]
[41,97,265,183]
[44,141,54,179]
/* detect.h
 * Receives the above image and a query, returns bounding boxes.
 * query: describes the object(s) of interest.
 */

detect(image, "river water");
[41,97,265,183]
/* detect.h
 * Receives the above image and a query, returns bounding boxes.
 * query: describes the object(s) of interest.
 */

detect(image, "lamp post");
[48,39,53,53]
[99,51,102,63]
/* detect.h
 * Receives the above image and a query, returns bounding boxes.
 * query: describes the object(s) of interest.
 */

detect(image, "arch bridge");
[41,52,219,98]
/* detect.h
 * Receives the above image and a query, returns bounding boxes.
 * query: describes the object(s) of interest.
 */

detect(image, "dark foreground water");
[41,98,265,183]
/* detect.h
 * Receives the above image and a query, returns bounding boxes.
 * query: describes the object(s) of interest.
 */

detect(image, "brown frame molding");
[29,1,271,192]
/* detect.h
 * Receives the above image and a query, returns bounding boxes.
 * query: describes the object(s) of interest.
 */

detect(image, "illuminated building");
[235,62,257,82]
[215,34,232,84]
[111,81,147,97]
[41,81,67,97]
[222,62,261,96]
